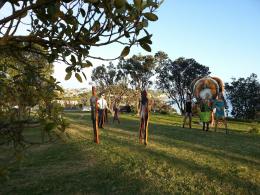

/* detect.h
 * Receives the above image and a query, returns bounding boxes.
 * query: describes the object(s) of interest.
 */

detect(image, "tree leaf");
[65,72,72,80]
[34,19,39,25]
[138,35,152,45]
[65,66,73,73]
[82,72,87,80]
[80,8,86,17]
[92,21,100,32]
[140,43,151,52]
[142,18,148,27]
[70,55,76,65]
[143,13,158,21]
[120,46,130,57]
[124,30,130,38]
[75,73,82,83]
[81,60,93,68]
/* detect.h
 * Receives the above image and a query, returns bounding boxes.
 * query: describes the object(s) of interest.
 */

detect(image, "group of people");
[89,87,121,143]
[89,87,150,145]
[89,85,227,145]
[182,92,228,133]
[90,88,120,129]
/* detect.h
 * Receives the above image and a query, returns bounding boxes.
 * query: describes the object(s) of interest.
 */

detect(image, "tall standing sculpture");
[90,86,99,143]
[139,90,149,145]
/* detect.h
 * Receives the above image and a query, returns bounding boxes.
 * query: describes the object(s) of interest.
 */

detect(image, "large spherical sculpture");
[191,76,224,100]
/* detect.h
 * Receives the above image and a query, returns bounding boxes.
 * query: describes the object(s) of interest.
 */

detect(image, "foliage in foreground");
[0,0,163,81]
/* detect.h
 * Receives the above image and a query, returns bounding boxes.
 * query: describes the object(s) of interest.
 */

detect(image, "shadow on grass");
[101,133,260,194]
[66,112,260,165]
[102,126,260,169]
[106,115,260,160]
[1,139,150,195]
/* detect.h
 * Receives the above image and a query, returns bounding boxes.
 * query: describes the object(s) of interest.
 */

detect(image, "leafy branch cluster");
[0,0,163,82]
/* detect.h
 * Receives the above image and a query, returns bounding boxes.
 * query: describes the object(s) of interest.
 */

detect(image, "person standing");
[97,94,108,128]
[113,101,120,124]
[213,93,228,133]
[139,90,149,145]
[182,93,192,128]
[200,94,211,131]
[90,86,99,143]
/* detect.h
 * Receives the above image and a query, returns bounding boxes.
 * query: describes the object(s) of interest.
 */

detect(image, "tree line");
[91,52,260,120]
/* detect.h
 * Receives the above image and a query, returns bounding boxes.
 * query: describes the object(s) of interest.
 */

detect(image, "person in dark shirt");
[182,93,193,128]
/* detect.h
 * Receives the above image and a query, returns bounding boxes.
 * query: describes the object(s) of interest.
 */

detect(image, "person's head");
[217,92,223,100]
[101,94,105,99]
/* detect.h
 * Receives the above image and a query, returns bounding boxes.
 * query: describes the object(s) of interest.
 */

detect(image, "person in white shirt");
[97,94,108,128]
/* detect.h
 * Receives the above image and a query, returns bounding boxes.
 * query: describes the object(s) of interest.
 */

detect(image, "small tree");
[0,48,56,120]
[92,62,130,108]
[0,49,65,178]
[156,55,210,114]
[117,54,156,112]
[225,73,260,119]
[92,62,118,90]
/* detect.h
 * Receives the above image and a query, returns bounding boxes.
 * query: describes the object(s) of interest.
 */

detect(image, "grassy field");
[1,112,260,194]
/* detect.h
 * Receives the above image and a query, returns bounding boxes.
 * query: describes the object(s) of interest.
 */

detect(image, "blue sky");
[55,0,260,88]
[152,0,260,81]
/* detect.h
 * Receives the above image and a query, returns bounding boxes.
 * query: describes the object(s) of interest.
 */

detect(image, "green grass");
[1,112,260,194]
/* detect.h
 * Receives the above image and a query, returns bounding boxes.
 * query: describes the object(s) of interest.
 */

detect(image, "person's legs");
[206,123,209,131]
[144,114,149,145]
[92,119,97,142]
[101,109,105,128]
[105,109,108,123]
[115,110,120,124]
[98,109,101,127]
[211,111,215,127]
[117,114,120,124]
[183,113,188,128]
[113,111,116,123]
[203,122,205,131]
[223,118,228,134]
[139,118,144,143]
[98,109,104,128]
[188,113,192,128]
[215,118,218,132]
